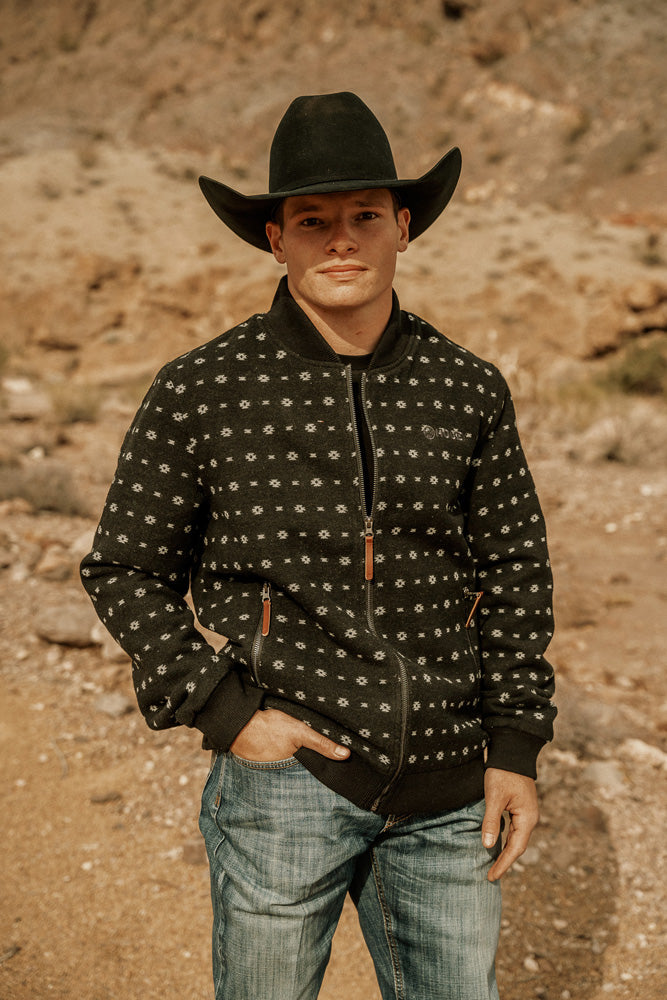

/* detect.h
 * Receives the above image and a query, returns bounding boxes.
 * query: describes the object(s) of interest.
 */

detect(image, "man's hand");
[482,767,539,882]
[230,708,351,763]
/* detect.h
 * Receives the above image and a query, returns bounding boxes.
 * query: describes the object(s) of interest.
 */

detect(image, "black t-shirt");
[338,353,373,515]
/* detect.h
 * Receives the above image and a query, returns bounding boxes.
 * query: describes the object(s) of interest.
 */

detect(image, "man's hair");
[269,190,402,230]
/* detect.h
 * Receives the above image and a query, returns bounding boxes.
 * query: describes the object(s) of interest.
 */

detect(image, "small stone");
[581,760,625,791]
[90,789,123,804]
[521,846,541,865]
[581,804,607,833]
[91,621,129,662]
[523,955,540,973]
[2,378,52,421]
[34,547,73,581]
[36,599,99,647]
[624,278,667,311]
[618,738,667,769]
[94,692,134,718]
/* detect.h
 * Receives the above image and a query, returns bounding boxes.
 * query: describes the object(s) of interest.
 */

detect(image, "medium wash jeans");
[199,752,502,1000]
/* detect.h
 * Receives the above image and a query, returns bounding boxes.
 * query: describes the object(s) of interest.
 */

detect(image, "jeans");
[198,752,502,1000]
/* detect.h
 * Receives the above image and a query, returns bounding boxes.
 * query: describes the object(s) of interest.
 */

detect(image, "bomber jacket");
[80,278,556,815]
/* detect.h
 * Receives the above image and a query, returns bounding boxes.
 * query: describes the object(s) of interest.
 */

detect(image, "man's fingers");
[300,727,350,760]
[230,709,349,762]
[487,820,531,881]
[483,768,540,881]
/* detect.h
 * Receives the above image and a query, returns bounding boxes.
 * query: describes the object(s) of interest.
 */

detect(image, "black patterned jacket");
[81,278,556,814]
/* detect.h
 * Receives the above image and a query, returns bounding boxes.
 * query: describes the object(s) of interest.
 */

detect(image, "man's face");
[265,188,410,320]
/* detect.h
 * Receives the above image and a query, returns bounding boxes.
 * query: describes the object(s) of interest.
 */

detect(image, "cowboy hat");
[199,92,461,251]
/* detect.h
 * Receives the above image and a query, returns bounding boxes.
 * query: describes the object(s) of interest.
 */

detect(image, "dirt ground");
[2,2,667,998]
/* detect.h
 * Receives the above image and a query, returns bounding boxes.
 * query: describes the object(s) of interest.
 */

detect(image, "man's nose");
[326,220,358,254]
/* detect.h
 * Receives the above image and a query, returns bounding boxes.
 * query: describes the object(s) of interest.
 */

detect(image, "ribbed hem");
[194,673,265,751]
[484,727,546,780]
[295,746,486,816]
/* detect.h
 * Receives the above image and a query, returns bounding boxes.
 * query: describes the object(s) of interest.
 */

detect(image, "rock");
[34,546,73,581]
[581,804,607,833]
[618,739,667,770]
[90,789,123,804]
[94,692,134,718]
[2,377,52,421]
[0,459,88,517]
[91,621,130,662]
[624,279,667,312]
[521,846,541,865]
[36,598,100,647]
[523,954,540,973]
[72,528,97,561]
[581,760,625,792]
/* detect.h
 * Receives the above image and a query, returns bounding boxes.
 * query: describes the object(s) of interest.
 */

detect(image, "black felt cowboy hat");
[199,92,462,252]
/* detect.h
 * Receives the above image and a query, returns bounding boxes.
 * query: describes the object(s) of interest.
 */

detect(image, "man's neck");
[288,286,393,356]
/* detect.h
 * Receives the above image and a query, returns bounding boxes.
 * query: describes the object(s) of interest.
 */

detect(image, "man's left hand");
[482,767,539,882]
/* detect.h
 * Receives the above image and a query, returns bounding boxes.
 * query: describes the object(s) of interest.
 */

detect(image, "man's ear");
[266,221,286,264]
[397,207,410,253]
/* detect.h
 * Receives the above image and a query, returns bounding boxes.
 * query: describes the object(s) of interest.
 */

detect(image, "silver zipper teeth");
[250,583,270,685]
[346,367,410,813]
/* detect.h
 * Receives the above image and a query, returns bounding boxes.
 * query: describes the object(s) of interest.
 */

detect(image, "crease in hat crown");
[199,91,462,251]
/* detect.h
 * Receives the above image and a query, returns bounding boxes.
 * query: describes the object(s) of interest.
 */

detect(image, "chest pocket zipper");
[464,588,483,670]
[250,583,271,686]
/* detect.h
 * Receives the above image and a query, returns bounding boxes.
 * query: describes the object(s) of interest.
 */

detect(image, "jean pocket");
[229,752,300,771]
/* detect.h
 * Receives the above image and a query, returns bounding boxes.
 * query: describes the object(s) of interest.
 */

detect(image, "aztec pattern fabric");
[81,280,556,814]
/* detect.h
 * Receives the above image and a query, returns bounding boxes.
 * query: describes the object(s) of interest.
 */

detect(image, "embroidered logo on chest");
[421,424,464,442]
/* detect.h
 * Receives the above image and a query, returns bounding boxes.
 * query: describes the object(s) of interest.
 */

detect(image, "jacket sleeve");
[461,374,556,779]
[79,363,264,747]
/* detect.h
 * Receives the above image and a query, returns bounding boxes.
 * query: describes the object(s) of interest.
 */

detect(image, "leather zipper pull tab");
[261,583,271,636]
[364,517,374,581]
[465,590,483,629]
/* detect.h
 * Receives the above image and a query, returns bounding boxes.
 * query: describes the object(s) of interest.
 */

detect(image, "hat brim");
[199,147,462,252]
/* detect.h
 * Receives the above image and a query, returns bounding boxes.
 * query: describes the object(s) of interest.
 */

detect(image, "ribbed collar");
[262,276,413,370]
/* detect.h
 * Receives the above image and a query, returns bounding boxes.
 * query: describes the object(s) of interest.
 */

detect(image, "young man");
[81,92,556,999]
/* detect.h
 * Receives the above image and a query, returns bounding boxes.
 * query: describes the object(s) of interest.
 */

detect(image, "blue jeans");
[199,752,502,1000]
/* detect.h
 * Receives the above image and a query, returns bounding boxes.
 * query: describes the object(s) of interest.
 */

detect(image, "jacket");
[80,278,556,814]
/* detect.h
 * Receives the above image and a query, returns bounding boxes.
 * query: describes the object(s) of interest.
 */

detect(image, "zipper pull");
[364,517,374,581]
[261,583,271,636]
[465,590,483,629]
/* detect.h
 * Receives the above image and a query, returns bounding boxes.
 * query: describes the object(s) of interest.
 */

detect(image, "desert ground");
[1,2,666,998]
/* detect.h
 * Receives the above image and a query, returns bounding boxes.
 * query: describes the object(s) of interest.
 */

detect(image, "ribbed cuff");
[193,672,265,750]
[484,727,546,780]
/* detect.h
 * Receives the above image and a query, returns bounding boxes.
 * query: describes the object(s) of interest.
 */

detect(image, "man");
[81,92,556,999]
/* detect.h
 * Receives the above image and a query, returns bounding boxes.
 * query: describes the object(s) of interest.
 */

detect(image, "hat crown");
[268,92,398,194]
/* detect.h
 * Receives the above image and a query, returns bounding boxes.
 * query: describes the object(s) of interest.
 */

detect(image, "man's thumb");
[481,806,501,848]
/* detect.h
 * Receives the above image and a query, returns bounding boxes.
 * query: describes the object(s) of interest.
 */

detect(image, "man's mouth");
[320,264,367,276]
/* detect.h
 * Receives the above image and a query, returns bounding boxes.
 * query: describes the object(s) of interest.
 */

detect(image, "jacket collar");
[263,276,412,370]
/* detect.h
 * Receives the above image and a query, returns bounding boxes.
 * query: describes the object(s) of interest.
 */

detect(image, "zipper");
[345,366,411,814]
[464,587,483,673]
[250,582,271,685]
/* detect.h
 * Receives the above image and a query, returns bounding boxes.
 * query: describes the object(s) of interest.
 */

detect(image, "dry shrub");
[0,459,88,516]
[597,338,667,397]
[544,339,667,465]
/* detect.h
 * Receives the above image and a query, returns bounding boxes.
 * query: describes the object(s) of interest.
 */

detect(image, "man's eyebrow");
[289,197,386,215]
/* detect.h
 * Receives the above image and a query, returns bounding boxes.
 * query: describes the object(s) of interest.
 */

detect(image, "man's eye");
[358,212,379,221]
[300,217,322,227]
